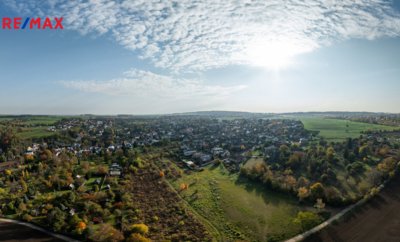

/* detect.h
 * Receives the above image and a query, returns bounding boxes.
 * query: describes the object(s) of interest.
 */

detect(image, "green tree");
[310,182,325,200]
[293,211,323,231]
[130,224,149,234]
[47,207,67,232]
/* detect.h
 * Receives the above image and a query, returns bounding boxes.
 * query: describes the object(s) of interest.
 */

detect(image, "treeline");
[241,136,400,206]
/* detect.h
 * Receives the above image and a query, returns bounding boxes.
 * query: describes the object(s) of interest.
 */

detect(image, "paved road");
[0,221,64,242]
[306,175,400,242]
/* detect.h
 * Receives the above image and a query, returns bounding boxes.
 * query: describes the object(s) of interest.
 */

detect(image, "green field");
[0,116,63,125]
[298,117,395,141]
[20,116,63,125]
[172,165,302,241]
[16,127,55,139]
[0,116,62,139]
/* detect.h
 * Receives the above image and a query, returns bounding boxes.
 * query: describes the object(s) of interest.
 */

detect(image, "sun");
[242,39,311,71]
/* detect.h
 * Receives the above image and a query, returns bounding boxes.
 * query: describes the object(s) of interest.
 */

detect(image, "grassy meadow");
[172,164,303,241]
[0,116,64,140]
[16,127,55,139]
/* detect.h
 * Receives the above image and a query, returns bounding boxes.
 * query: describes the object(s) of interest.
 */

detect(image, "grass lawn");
[172,165,302,241]
[298,117,394,142]
[16,127,55,139]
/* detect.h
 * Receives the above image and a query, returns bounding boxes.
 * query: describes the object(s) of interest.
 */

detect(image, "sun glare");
[243,39,311,70]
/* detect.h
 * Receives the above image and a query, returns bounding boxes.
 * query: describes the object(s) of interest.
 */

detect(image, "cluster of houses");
[20,117,314,172]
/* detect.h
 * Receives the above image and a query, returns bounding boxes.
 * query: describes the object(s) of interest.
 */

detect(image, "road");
[306,175,400,242]
[0,219,76,242]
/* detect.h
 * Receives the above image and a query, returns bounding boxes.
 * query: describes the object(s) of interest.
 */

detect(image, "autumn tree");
[130,223,149,234]
[76,221,87,234]
[127,233,151,242]
[297,187,309,201]
[377,157,398,175]
[89,223,124,241]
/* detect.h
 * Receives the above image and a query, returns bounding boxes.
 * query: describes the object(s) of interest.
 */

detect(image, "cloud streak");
[4,0,400,72]
[59,69,246,99]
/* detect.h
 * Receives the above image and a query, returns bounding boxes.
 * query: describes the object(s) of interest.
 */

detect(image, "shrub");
[76,221,87,230]
[89,224,124,241]
[127,233,151,242]
[22,214,33,222]
[130,224,149,234]
[179,183,189,191]
[293,211,323,231]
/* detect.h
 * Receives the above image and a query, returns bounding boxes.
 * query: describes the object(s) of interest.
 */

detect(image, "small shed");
[109,163,122,176]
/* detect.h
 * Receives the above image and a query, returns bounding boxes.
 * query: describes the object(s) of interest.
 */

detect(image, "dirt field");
[124,162,211,241]
[306,175,400,242]
[0,221,64,242]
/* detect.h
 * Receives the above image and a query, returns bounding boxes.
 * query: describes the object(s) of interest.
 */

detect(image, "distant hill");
[172,110,273,118]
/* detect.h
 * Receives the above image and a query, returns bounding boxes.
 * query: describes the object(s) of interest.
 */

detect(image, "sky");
[1,0,400,115]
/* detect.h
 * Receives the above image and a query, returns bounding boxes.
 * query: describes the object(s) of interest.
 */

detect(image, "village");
[4,117,315,175]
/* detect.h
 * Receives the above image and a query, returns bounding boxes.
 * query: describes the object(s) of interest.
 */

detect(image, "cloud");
[59,69,246,99]
[4,0,400,72]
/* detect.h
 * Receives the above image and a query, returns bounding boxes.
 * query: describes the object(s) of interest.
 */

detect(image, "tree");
[47,207,67,232]
[284,175,297,191]
[287,152,303,169]
[359,145,370,158]
[19,179,28,194]
[97,165,109,175]
[297,176,310,188]
[324,186,342,204]
[127,233,151,242]
[326,147,335,162]
[297,187,309,201]
[89,224,124,241]
[22,214,33,222]
[0,128,17,155]
[310,182,325,200]
[130,224,149,234]
[4,169,12,176]
[293,211,323,231]
[17,202,27,214]
[179,183,189,191]
[76,221,87,234]
[377,157,397,175]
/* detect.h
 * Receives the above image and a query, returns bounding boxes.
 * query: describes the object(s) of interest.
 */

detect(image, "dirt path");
[306,175,400,242]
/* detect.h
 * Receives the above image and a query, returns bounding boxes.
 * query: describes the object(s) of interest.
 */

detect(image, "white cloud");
[59,69,246,99]
[4,0,400,71]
